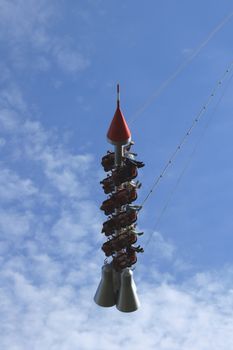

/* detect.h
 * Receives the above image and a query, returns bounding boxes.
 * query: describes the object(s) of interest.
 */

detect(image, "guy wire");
[144,69,233,248]
[139,60,233,210]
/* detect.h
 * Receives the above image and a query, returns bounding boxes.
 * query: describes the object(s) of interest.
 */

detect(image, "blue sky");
[1,0,233,349]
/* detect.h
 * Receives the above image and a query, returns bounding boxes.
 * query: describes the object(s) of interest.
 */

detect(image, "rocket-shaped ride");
[94,85,145,312]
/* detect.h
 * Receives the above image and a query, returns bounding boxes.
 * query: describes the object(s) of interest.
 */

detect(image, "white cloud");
[55,47,90,73]
[145,230,175,260]
[0,52,232,349]
[0,167,38,202]
[0,107,21,131]
[0,209,34,237]
[1,261,233,350]
[0,85,27,112]
[0,95,94,199]
[0,0,90,74]
[0,0,53,40]
[0,101,232,348]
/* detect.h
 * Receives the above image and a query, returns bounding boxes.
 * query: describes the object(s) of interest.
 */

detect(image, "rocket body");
[94,85,144,312]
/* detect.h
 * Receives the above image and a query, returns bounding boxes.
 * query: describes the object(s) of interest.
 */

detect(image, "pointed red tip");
[107,85,131,145]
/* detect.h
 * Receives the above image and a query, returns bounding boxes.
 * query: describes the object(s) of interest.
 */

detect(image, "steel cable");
[139,61,233,210]
[129,10,233,125]
[144,70,233,247]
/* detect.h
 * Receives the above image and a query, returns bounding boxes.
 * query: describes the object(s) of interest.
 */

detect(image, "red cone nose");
[107,106,131,145]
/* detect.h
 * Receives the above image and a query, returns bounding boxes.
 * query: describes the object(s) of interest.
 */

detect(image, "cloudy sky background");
[1,1,233,349]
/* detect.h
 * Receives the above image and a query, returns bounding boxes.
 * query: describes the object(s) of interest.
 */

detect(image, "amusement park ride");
[93,50,233,312]
[94,85,145,313]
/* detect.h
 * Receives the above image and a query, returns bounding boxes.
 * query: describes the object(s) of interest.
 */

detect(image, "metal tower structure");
[94,85,145,312]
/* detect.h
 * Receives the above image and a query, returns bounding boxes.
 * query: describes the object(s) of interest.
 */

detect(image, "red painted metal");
[107,85,131,145]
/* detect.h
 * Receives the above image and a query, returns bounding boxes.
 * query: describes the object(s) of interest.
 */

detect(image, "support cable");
[139,61,233,210]
[144,70,233,248]
[129,10,233,125]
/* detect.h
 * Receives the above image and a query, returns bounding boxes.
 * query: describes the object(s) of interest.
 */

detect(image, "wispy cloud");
[1,82,232,350]
[0,87,94,199]
[1,257,233,350]
[0,0,90,74]
[0,3,232,348]
[54,46,90,73]
[0,86,233,349]
[0,167,38,202]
